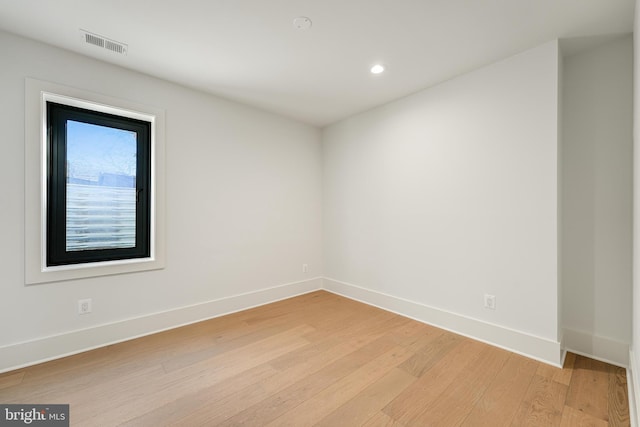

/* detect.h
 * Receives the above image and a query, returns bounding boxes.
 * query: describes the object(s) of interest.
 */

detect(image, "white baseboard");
[0,277,323,374]
[8,275,633,377]
[629,349,639,427]
[563,328,629,368]
[323,277,563,367]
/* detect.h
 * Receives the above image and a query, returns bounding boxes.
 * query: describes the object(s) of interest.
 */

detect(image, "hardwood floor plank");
[565,356,611,422]
[0,347,168,403]
[120,363,278,426]
[269,311,408,371]
[398,331,462,377]
[79,341,304,425]
[0,371,24,390]
[302,298,398,335]
[58,364,167,425]
[161,323,314,375]
[362,411,407,427]
[382,338,486,425]
[461,353,538,427]
[387,320,441,350]
[174,322,408,426]
[217,332,409,426]
[609,365,630,426]
[110,326,312,425]
[560,405,608,427]
[408,345,511,426]
[266,346,413,426]
[511,374,568,426]
[46,325,312,425]
[386,321,440,346]
[160,320,307,373]
[240,291,342,325]
[316,368,416,427]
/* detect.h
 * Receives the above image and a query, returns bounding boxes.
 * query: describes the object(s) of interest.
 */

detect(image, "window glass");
[66,120,138,251]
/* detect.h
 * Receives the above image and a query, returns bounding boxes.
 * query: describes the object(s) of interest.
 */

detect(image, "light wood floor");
[0,291,630,426]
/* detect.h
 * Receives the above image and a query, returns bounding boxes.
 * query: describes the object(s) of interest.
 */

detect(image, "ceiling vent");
[80,30,127,55]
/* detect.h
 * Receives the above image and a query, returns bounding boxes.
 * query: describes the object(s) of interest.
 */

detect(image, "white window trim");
[25,78,166,284]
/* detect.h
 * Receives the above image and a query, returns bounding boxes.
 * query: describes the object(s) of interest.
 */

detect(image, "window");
[25,78,165,284]
[46,102,151,266]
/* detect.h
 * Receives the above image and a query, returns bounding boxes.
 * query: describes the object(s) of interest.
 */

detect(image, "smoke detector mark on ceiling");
[80,30,128,55]
[292,16,312,30]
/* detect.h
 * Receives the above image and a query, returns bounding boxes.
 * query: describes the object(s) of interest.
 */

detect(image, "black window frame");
[46,101,151,267]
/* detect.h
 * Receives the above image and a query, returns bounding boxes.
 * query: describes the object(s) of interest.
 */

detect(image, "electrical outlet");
[78,298,92,315]
[484,294,496,310]
[302,264,309,273]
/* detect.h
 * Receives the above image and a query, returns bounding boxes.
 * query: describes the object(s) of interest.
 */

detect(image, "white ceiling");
[0,0,634,127]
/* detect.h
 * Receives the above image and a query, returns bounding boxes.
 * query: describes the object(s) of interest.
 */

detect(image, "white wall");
[561,36,633,365]
[0,31,323,370]
[323,42,561,363]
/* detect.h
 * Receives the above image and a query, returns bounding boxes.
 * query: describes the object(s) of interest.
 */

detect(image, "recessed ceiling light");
[370,64,385,74]
[293,16,312,30]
